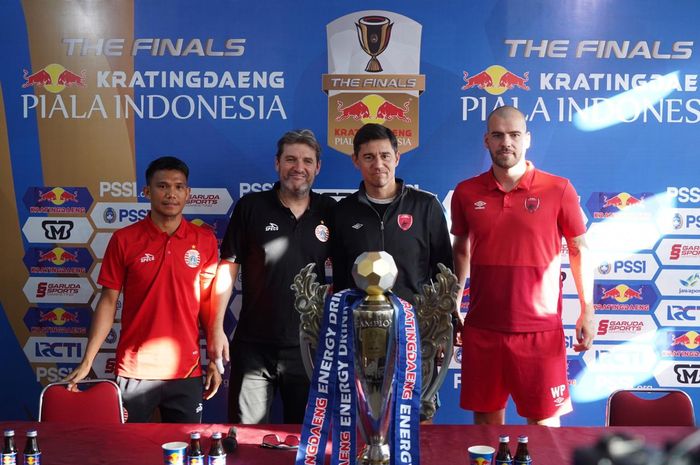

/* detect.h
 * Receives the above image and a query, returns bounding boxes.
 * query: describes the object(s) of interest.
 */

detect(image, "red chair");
[39,379,125,424]
[606,388,695,426]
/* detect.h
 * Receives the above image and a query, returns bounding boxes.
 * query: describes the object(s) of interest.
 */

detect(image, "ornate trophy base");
[359,442,390,465]
[364,57,383,72]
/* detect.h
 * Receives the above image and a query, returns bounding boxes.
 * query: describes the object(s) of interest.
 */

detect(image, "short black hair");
[275,129,321,162]
[145,156,189,184]
[352,123,398,156]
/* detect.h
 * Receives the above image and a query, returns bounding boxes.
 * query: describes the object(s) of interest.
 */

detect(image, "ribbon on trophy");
[295,288,422,465]
[388,293,422,465]
[295,289,361,465]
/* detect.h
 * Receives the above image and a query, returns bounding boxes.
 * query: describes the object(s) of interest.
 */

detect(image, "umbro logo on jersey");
[352,223,363,230]
[265,223,279,231]
[474,200,486,210]
[140,253,155,263]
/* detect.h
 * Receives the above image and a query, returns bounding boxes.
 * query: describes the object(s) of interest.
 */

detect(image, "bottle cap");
[4,430,14,437]
[26,431,37,438]
[499,435,509,442]
[211,432,222,440]
[518,435,528,443]
[190,432,201,439]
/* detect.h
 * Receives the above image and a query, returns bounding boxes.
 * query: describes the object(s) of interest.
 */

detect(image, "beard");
[490,149,522,169]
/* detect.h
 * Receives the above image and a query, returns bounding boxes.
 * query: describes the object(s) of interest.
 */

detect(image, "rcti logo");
[22,63,86,93]
[23,186,92,214]
[335,94,411,124]
[594,284,655,311]
[24,246,92,274]
[461,65,529,95]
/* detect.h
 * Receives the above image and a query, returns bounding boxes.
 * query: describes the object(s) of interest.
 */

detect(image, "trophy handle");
[414,263,460,420]
[291,263,330,379]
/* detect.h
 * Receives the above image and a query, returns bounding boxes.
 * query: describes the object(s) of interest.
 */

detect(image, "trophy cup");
[355,16,393,72]
[292,251,458,465]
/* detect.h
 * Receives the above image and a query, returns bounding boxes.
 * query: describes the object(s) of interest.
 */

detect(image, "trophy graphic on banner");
[292,251,458,465]
[355,16,393,72]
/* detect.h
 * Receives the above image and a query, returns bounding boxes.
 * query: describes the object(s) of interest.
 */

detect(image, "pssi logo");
[239,182,274,197]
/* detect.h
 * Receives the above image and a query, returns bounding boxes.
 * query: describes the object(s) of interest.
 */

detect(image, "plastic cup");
[468,445,495,465]
[162,441,188,465]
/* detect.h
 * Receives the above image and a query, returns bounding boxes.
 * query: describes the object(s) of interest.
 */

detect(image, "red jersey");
[99,215,218,379]
[451,163,586,332]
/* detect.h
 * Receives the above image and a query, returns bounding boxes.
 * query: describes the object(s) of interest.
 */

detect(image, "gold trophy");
[292,251,458,464]
[355,16,393,72]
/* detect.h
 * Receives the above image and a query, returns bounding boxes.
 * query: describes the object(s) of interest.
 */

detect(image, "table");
[0,421,694,465]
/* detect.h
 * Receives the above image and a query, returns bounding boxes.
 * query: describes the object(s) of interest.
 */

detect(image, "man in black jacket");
[332,122,454,311]
[332,123,454,421]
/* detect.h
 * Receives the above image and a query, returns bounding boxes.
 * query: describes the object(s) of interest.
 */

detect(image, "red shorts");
[459,325,572,420]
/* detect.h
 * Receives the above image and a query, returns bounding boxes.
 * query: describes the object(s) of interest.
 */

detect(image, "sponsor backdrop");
[1,0,699,425]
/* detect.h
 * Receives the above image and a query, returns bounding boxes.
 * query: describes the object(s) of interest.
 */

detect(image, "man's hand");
[452,313,464,347]
[574,305,595,352]
[62,363,92,391]
[207,328,229,374]
[203,360,222,400]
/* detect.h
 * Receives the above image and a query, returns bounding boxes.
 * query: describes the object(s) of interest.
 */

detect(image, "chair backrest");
[606,388,695,426]
[39,379,125,424]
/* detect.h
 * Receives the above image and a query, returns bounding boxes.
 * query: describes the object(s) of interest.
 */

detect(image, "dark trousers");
[117,376,202,423]
[228,339,310,424]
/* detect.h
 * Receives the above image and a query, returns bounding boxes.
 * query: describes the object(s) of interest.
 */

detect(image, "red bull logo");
[600,284,643,303]
[335,94,411,124]
[37,187,80,206]
[38,308,79,326]
[336,99,370,121]
[670,330,700,350]
[601,192,644,210]
[38,247,79,266]
[461,65,529,95]
[22,63,86,93]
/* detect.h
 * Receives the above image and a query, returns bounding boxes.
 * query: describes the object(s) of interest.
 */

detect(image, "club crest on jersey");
[184,248,201,268]
[315,224,330,242]
[397,214,413,231]
[525,196,540,213]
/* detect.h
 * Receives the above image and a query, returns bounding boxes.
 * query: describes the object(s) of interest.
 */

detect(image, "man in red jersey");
[451,106,594,426]
[65,157,221,422]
